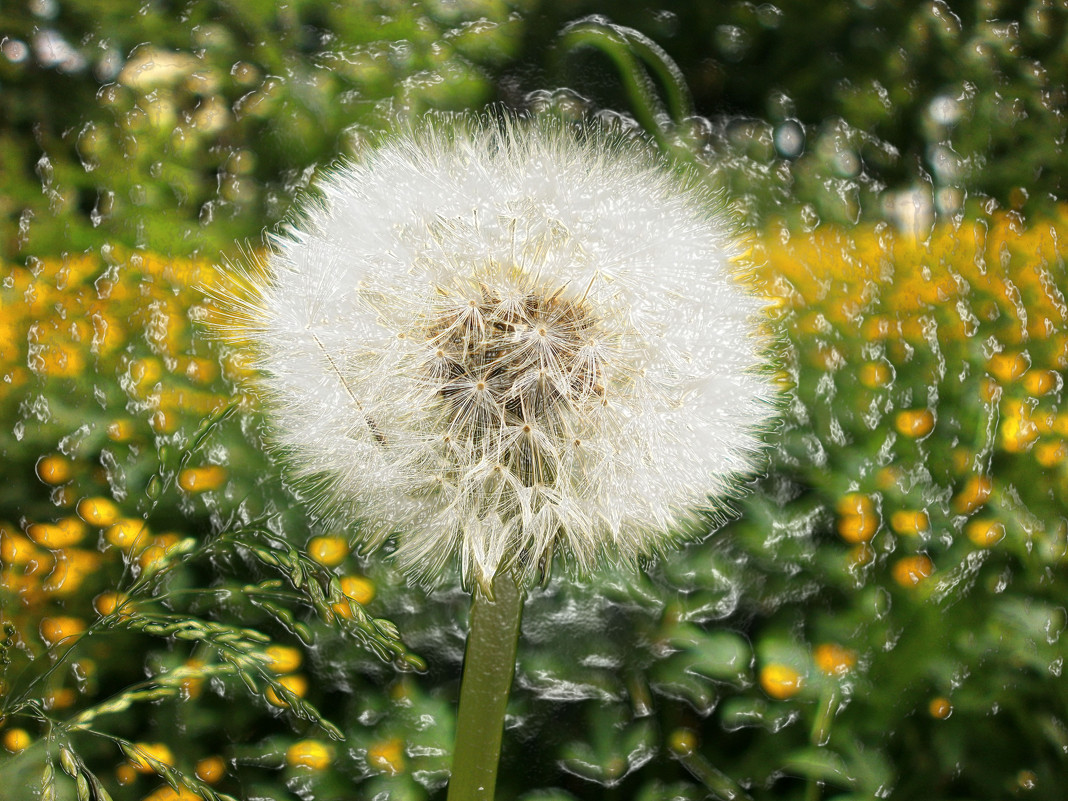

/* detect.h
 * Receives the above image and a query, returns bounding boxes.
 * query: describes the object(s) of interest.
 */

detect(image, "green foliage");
[531,0,1068,222]
[1,3,1066,801]
[0,0,531,257]
[0,252,421,800]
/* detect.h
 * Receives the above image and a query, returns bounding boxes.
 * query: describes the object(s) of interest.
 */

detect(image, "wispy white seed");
[212,113,778,592]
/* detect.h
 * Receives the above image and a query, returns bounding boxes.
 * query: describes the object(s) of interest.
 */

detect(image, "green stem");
[551,19,696,161]
[447,569,524,801]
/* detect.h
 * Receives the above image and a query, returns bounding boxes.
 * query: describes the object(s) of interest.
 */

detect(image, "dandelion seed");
[214,113,777,592]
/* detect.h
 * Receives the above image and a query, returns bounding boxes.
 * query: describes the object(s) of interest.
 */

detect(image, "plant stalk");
[447,569,524,801]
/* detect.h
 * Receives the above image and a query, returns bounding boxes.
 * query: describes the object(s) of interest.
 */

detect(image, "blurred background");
[1,1,1067,800]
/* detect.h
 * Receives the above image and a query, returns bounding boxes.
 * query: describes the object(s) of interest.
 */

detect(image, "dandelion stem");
[447,569,524,801]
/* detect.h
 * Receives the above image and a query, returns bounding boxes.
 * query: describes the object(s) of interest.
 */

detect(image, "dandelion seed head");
[216,114,778,592]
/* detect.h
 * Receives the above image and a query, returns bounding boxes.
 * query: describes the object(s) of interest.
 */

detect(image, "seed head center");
[421,282,607,445]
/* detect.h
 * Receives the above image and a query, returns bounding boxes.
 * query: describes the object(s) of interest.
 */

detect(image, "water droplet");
[1046,608,1066,645]
[714,24,751,62]
[774,120,805,159]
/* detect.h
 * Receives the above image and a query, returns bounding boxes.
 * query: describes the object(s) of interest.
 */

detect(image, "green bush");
[1,2,1066,799]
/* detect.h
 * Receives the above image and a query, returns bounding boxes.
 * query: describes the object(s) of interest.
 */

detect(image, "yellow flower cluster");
[3,208,1067,797]
[2,252,233,400]
[0,248,369,800]
[759,207,1068,587]
[0,249,244,727]
[756,641,859,703]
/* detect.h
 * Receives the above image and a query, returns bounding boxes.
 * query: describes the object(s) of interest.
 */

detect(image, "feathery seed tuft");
[213,114,778,592]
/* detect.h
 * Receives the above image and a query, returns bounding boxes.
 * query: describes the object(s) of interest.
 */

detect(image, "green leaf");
[665,625,753,687]
[782,747,855,788]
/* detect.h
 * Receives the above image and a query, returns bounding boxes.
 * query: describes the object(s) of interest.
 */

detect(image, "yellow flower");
[332,575,376,618]
[194,755,227,784]
[892,555,934,587]
[1,729,31,753]
[77,497,121,527]
[987,351,1030,383]
[894,408,935,439]
[836,493,878,543]
[263,645,302,674]
[814,643,857,676]
[36,455,72,485]
[105,518,150,550]
[928,697,952,719]
[140,786,203,801]
[43,548,101,595]
[286,740,332,770]
[265,674,308,708]
[39,615,86,648]
[759,663,804,700]
[127,742,175,773]
[965,519,1006,548]
[366,737,406,775]
[952,476,992,515]
[889,510,929,537]
[177,466,228,492]
[26,518,86,548]
[307,535,349,567]
[93,591,130,617]
[858,360,892,388]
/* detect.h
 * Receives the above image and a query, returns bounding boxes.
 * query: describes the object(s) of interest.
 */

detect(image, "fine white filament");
[219,115,777,592]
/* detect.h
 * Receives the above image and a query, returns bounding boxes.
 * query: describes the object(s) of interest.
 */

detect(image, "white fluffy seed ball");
[217,114,778,592]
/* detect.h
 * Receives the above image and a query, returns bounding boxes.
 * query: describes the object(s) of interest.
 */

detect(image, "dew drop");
[1046,607,1066,645]
[774,120,805,159]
